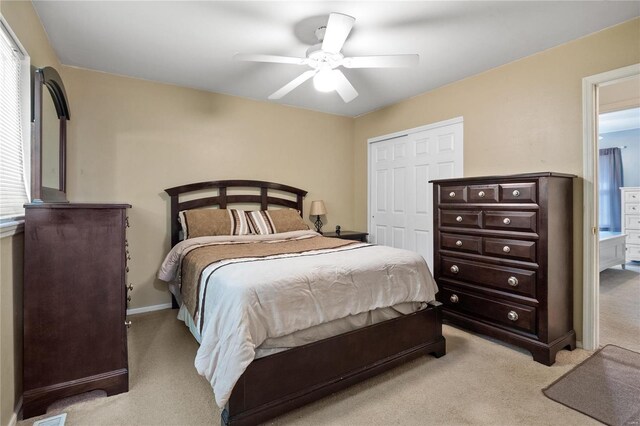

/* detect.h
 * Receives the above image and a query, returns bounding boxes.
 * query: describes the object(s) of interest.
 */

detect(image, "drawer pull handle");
[450,265,459,274]
[127,295,132,302]
[508,276,519,287]
[449,191,456,198]
[503,246,511,253]
[503,217,511,225]
[455,240,463,247]
[125,320,132,328]
[128,283,134,291]
[127,254,131,261]
[126,266,130,273]
[126,217,130,228]
[125,240,129,247]
[507,311,519,321]
[478,191,485,198]
[512,189,520,197]
[456,216,463,222]
[450,294,459,303]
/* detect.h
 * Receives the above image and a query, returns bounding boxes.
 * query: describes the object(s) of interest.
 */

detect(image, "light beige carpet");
[19,310,598,425]
[600,262,640,352]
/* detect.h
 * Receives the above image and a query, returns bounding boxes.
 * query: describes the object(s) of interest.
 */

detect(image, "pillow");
[179,208,250,239]
[246,208,309,235]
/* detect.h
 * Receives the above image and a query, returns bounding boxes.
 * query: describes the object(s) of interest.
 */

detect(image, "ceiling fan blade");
[342,54,420,68]
[332,69,358,103]
[268,70,317,100]
[234,53,307,65]
[321,13,355,54]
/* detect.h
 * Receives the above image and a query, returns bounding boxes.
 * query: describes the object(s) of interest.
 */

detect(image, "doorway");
[597,78,640,351]
[582,63,640,351]
[367,117,463,271]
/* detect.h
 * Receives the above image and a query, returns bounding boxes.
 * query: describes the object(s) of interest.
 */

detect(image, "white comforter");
[158,230,438,407]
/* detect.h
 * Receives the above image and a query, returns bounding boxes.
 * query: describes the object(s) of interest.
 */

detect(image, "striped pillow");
[245,210,275,235]
[246,209,309,235]
[179,208,250,239]
[228,209,251,236]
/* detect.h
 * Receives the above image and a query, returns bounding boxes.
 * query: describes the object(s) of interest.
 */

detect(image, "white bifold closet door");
[369,119,463,271]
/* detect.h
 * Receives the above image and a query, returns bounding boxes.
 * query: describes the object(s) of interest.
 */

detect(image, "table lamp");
[310,200,327,234]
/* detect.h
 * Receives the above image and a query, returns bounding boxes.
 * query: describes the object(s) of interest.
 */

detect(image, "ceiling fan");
[234,13,419,103]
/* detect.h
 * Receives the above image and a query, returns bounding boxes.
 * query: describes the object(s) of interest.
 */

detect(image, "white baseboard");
[126,302,172,316]
[8,396,22,426]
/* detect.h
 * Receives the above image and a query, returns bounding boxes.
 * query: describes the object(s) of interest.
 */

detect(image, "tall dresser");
[431,173,575,365]
[23,203,131,418]
[620,187,640,262]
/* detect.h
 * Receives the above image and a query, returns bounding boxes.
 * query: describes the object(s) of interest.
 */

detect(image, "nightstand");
[323,230,368,242]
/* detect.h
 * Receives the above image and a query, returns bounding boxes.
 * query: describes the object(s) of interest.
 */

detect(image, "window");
[0,17,30,224]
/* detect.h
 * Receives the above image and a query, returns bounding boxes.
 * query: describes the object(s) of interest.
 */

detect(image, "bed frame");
[599,231,627,272]
[164,179,446,426]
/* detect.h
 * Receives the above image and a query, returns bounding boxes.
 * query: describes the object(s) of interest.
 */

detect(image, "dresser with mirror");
[22,66,131,418]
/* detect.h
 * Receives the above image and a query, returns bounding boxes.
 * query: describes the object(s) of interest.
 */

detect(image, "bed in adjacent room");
[158,180,445,425]
[599,231,627,272]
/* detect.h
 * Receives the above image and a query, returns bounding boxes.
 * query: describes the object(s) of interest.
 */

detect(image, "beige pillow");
[179,209,250,239]
[246,209,309,235]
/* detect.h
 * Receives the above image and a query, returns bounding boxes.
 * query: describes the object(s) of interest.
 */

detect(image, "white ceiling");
[33,1,640,117]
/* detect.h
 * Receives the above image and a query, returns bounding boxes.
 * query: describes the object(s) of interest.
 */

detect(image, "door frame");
[581,63,640,351]
[367,116,464,263]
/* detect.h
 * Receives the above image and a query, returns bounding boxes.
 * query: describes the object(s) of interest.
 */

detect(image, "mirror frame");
[31,66,70,203]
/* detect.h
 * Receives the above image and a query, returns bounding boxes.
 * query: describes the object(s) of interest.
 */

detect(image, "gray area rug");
[543,345,640,425]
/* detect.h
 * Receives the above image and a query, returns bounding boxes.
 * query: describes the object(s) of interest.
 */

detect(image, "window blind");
[0,22,29,220]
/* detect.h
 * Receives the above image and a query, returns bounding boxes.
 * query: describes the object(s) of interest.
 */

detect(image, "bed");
[159,180,445,425]
[599,231,627,272]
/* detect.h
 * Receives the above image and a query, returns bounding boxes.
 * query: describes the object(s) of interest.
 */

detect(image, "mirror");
[31,66,69,202]
[41,90,60,188]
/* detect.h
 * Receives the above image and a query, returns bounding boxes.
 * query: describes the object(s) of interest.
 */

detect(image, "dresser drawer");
[499,183,536,203]
[484,211,537,233]
[625,203,640,215]
[626,230,640,245]
[440,185,466,203]
[624,191,640,203]
[440,233,482,254]
[441,257,536,298]
[627,245,640,260]
[625,215,640,230]
[484,237,536,262]
[440,210,481,228]
[468,185,499,203]
[440,286,536,333]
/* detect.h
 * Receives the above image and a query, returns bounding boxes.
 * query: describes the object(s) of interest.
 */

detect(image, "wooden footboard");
[222,302,445,425]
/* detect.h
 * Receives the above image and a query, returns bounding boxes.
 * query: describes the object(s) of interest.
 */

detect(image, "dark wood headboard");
[164,179,308,247]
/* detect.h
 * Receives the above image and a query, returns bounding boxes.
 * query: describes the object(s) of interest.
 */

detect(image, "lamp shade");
[310,200,327,216]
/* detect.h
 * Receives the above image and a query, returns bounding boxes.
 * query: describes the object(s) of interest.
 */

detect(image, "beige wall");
[62,66,355,310]
[599,76,640,112]
[0,236,23,426]
[353,18,640,340]
[0,1,62,424]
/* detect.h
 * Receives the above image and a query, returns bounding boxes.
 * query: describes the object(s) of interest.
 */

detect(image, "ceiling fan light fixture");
[237,12,417,102]
[313,68,338,92]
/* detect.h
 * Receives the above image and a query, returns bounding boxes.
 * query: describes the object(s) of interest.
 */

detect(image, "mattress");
[177,301,427,358]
